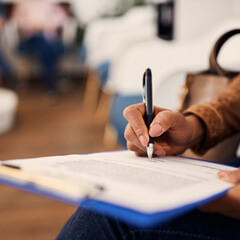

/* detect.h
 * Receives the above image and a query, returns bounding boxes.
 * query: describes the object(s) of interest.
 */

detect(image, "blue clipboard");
[0,168,230,228]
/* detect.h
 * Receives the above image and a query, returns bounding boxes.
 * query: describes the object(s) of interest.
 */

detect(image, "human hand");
[123,103,205,157]
[200,168,240,219]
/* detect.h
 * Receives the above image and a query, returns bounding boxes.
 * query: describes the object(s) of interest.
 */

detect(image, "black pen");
[143,68,154,159]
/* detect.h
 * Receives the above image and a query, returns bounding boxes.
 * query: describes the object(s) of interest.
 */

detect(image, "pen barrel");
[143,68,154,146]
[145,113,154,144]
[149,136,154,144]
[145,113,154,129]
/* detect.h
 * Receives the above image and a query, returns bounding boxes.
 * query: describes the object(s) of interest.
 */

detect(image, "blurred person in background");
[0,1,18,91]
[12,0,67,97]
[71,0,137,26]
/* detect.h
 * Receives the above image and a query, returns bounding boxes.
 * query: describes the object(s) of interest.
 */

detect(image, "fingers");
[154,142,171,156]
[124,104,187,157]
[200,185,240,219]
[124,123,171,156]
[124,124,146,152]
[124,104,173,146]
[218,168,240,184]
[200,168,240,219]
[125,123,171,156]
[126,141,147,157]
[123,103,149,147]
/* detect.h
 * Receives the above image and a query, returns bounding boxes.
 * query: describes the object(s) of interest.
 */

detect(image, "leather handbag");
[180,29,240,163]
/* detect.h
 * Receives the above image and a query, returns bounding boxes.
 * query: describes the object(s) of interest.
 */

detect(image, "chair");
[0,88,18,135]
[106,18,240,147]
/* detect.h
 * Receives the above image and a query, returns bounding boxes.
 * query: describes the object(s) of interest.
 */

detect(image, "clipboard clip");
[0,164,104,199]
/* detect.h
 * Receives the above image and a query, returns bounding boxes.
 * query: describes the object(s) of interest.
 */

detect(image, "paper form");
[1,151,235,213]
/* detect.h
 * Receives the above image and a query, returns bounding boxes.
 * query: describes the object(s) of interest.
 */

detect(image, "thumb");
[149,110,179,137]
[218,169,240,184]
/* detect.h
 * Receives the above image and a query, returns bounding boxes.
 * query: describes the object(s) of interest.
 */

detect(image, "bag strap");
[209,29,240,77]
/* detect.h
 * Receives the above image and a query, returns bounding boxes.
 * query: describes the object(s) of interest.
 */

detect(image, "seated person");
[56,74,240,239]
[11,0,67,94]
[0,1,18,90]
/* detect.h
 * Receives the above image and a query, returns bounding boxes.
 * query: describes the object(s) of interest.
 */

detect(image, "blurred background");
[0,0,240,239]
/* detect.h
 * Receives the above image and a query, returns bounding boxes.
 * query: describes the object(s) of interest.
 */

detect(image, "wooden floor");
[0,77,121,240]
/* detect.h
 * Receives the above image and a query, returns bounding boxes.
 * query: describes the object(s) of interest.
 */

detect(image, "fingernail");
[149,123,163,137]
[155,149,166,156]
[163,145,171,152]
[139,135,148,147]
[218,170,230,180]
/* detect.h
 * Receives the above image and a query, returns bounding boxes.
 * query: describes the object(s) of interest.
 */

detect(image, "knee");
[56,208,107,240]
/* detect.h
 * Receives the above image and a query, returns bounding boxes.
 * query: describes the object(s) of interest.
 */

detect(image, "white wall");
[174,0,240,41]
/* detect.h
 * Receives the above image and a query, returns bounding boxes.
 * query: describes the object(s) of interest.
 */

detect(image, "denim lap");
[56,207,240,240]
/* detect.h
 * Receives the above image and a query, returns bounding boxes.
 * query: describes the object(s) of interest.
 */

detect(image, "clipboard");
[0,151,236,227]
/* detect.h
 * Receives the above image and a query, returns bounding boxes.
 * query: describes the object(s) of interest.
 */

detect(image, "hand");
[123,103,205,156]
[200,168,240,219]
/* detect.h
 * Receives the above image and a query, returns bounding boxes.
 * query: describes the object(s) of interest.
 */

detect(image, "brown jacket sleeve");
[183,74,240,154]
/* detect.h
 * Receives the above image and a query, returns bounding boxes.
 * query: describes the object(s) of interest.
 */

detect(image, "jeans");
[56,207,240,240]
[18,33,64,92]
[0,49,18,90]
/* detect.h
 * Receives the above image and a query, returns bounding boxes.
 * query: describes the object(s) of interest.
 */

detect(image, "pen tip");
[147,144,154,160]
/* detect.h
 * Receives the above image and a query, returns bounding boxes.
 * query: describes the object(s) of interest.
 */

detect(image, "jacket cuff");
[183,104,224,154]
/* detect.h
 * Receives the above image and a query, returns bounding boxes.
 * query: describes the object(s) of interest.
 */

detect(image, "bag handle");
[209,29,240,77]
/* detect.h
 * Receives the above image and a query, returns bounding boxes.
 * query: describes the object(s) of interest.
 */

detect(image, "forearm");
[185,114,206,149]
[183,75,240,154]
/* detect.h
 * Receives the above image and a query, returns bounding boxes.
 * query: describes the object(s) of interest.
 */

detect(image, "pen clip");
[142,72,146,103]
[143,68,153,114]
[0,164,103,199]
